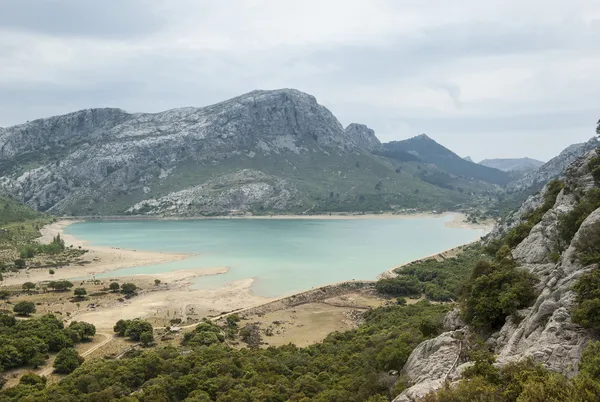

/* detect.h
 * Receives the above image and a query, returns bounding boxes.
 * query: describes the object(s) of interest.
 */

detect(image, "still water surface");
[66,216,486,297]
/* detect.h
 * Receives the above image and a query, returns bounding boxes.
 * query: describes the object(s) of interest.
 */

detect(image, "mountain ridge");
[0,89,494,216]
[383,134,511,185]
[479,157,545,172]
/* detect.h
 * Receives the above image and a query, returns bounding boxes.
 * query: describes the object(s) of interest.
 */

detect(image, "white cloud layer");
[1,0,599,161]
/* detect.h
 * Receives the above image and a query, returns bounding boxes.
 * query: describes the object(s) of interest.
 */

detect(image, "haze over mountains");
[0,88,596,217]
[479,158,545,172]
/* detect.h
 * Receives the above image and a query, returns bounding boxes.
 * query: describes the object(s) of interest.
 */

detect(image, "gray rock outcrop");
[394,148,599,400]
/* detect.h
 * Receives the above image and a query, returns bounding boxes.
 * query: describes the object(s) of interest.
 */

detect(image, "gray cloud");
[0,0,598,161]
[0,0,166,38]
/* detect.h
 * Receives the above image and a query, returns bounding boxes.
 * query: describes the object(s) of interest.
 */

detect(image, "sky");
[1,0,599,161]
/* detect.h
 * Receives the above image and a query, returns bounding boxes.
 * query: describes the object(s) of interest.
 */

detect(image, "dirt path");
[37,332,113,377]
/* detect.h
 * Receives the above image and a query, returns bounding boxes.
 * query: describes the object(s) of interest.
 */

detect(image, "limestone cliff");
[394,148,600,401]
[0,89,483,216]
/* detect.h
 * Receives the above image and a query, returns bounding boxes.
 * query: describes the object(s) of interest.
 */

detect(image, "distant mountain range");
[0,89,502,216]
[508,137,600,192]
[383,134,511,185]
[479,157,545,172]
[1,88,595,216]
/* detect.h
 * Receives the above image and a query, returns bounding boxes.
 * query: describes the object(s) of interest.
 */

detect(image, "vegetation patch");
[376,245,488,302]
[558,188,600,249]
[461,259,537,331]
[0,313,94,371]
[423,341,600,401]
[572,266,600,332]
[0,302,448,401]
[501,179,564,250]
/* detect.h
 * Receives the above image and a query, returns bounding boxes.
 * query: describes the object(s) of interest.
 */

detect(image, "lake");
[65,216,487,298]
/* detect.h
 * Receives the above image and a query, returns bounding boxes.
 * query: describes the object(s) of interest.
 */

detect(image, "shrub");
[575,221,600,266]
[69,321,96,340]
[120,283,137,296]
[558,188,600,248]
[109,282,120,292]
[73,288,87,298]
[375,276,423,297]
[140,331,154,347]
[48,280,73,291]
[19,373,47,387]
[13,301,36,316]
[226,314,240,327]
[462,261,537,331]
[572,268,600,332]
[53,348,84,374]
[114,319,153,341]
[14,259,26,269]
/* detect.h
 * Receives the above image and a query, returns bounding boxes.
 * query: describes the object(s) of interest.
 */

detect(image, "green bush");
[114,318,153,341]
[53,348,84,374]
[423,341,600,401]
[558,188,600,248]
[461,261,537,331]
[0,313,92,371]
[13,301,36,316]
[140,331,154,347]
[575,221,600,266]
[48,280,74,291]
[376,245,487,302]
[375,276,423,297]
[572,268,600,332]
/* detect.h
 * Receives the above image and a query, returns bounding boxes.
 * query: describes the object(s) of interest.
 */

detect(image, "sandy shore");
[4,213,493,330]
[2,220,191,286]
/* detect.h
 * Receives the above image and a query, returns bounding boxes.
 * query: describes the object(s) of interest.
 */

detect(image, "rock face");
[127,169,300,216]
[394,148,599,400]
[0,89,389,215]
[0,88,492,216]
[508,137,599,192]
[394,330,465,402]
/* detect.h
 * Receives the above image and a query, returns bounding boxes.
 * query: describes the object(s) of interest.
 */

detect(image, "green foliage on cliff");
[376,245,488,302]
[503,179,564,249]
[558,188,600,248]
[461,259,537,331]
[423,341,600,402]
[572,266,600,332]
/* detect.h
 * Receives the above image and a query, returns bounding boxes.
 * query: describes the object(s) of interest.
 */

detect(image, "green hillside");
[384,134,511,186]
[0,195,44,226]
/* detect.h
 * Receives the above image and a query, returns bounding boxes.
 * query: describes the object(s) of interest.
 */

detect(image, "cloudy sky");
[1,0,599,161]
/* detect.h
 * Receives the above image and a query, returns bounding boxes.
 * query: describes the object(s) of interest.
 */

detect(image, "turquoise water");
[65,216,486,298]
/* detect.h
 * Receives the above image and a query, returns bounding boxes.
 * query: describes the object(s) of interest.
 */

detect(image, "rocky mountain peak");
[0,89,396,214]
[344,123,381,150]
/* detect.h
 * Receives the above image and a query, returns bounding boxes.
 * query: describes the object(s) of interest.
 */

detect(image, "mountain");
[0,89,492,216]
[463,156,474,162]
[382,134,511,185]
[507,136,600,192]
[479,157,544,172]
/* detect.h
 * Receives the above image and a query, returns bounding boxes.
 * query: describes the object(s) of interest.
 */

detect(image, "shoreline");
[59,211,495,230]
[4,212,493,330]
